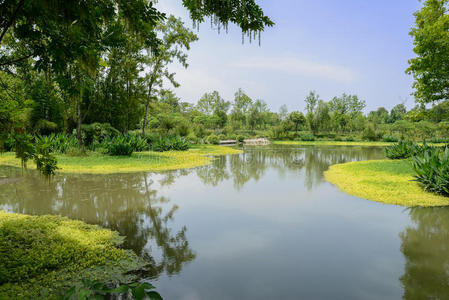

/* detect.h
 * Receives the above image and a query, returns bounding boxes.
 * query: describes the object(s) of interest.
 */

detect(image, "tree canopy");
[408,0,449,104]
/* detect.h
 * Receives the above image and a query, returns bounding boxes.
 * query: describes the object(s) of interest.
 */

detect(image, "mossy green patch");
[0,145,242,174]
[324,160,449,207]
[0,210,146,299]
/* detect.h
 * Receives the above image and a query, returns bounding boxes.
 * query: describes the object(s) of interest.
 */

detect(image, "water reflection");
[0,168,195,278]
[400,207,449,300]
[0,145,383,282]
[198,145,383,190]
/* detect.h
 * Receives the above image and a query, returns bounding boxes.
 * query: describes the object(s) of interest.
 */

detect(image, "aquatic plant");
[63,280,162,300]
[0,211,150,299]
[412,147,449,196]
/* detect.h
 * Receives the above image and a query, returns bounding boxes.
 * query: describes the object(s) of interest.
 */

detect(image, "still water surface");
[0,145,448,300]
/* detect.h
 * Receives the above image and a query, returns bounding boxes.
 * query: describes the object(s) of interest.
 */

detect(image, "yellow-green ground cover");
[273,141,393,147]
[325,159,449,207]
[0,145,242,174]
[0,210,145,299]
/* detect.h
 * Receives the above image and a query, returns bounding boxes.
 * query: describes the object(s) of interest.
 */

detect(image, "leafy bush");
[104,136,134,156]
[385,141,416,159]
[362,126,378,141]
[412,147,449,196]
[382,135,399,142]
[344,136,355,142]
[127,134,149,152]
[385,141,434,160]
[206,134,220,145]
[79,123,120,146]
[236,135,245,143]
[300,134,315,141]
[170,136,190,151]
[152,136,190,152]
[430,137,449,144]
[218,134,226,141]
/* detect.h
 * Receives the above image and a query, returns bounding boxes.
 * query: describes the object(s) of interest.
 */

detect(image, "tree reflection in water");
[400,207,449,300]
[196,145,383,190]
[0,167,195,279]
[0,145,383,280]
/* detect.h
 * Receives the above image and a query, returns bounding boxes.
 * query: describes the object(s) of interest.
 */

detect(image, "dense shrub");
[103,136,134,156]
[382,135,399,142]
[430,137,449,144]
[300,134,315,141]
[236,135,245,143]
[344,136,355,142]
[152,136,190,152]
[385,141,434,160]
[206,134,220,145]
[412,147,449,196]
[362,126,378,141]
[385,141,416,159]
[78,123,119,146]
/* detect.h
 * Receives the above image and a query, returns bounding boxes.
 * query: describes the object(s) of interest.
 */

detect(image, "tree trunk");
[142,81,154,136]
[126,79,130,135]
[76,97,82,149]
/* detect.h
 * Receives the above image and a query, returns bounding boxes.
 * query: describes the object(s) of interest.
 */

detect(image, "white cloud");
[234,56,357,84]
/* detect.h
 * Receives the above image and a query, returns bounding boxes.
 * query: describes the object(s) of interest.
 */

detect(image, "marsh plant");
[385,141,434,160]
[412,147,449,196]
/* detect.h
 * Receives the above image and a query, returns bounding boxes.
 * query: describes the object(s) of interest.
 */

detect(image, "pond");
[0,145,448,300]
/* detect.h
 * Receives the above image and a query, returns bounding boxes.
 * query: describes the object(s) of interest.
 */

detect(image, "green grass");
[0,145,242,174]
[324,159,449,207]
[273,140,394,146]
[0,210,146,299]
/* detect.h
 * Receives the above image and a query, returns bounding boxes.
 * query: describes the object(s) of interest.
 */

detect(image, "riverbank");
[324,159,449,207]
[0,210,146,299]
[0,145,242,174]
[273,141,393,147]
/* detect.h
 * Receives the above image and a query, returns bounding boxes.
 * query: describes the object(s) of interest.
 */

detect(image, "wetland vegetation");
[1,0,449,299]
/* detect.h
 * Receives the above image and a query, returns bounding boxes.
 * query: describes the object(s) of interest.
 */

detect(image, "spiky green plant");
[412,147,449,196]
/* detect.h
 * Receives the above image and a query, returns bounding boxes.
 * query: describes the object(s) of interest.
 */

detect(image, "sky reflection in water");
[0,145,448,300]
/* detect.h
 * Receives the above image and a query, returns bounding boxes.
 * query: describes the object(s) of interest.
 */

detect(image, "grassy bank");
[324,160,449,207]
[0,210,146,299]
[273,140,394,147]
[0,145,242,174]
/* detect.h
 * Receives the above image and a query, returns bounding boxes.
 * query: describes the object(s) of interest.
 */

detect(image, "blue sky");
[156,0,422,113]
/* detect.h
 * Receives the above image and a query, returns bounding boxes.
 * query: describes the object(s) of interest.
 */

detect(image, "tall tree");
[142,16,198,135]
[407,0,449,104]
[197,91,230,116]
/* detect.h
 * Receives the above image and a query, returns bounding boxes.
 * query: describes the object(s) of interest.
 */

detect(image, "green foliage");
[80,123,120,146]
[407,0,449,104]
[103,136,134,156]
[385,141,434,160]
[34,136,59,176]
[412,147,449,196]
[0,211,152,299]
[63,280,162,300]
[382,135,399,142]
[152,136,190,152]
[12,133,35,169]
[385,141,417,159]
[300,133,315,141]
[206,134,220,145]
[362,126,378,141]
[236,135,245,143]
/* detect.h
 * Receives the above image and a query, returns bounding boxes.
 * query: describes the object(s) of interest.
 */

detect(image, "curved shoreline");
[0,145,243,174]
[324,159,449,207]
